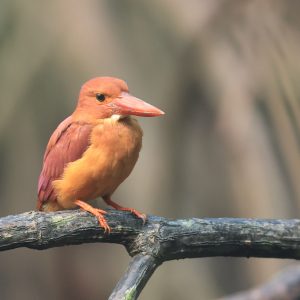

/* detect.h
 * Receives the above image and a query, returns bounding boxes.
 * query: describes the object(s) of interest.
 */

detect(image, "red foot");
[75,200,111,233]
[103,196,147,224]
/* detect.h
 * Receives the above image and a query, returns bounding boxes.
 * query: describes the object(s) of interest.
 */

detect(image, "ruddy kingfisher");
[37,77,164,232]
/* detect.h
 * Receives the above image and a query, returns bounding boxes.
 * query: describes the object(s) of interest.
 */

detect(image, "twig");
[108,254,160,300]
[220,265,300,300]
[1,210,300,299]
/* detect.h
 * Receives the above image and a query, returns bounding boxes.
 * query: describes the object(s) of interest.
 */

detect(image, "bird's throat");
[110,114,126,121]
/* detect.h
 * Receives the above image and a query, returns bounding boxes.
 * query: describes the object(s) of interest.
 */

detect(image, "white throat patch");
[111,114,125,121]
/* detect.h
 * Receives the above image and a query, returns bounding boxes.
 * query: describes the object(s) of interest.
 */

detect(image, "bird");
[37,76,164,233]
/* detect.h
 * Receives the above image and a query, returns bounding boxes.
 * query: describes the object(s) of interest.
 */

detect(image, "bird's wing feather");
[37,116,93,209]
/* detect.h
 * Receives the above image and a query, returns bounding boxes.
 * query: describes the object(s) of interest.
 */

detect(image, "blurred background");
[0,0,300,299]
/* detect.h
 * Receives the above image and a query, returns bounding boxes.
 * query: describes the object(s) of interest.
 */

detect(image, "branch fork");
[1,210,300,299]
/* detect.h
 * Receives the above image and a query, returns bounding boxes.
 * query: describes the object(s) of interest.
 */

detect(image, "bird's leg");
[74,199,110,233]
[103,196,147,223]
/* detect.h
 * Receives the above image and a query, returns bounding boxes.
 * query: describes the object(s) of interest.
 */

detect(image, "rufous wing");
[37,116,93,210]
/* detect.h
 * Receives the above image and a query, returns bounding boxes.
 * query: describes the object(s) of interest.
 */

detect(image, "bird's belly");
[53,120,142,209]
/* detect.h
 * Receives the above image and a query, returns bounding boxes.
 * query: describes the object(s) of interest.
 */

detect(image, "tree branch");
[108,254,160,300]
[1,210,300,299]
[221,265,300,300]
[1,210,300,259]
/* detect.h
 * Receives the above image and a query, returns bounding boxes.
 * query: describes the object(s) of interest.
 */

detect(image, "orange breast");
[53,117,143,209]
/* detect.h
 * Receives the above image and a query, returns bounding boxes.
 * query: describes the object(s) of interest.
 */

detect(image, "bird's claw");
[93,210,110,233]
[103,197,147,225]
[94,208,107,215]
[74,200,111,233]
[96,214,111,234]
[127,209,147,224]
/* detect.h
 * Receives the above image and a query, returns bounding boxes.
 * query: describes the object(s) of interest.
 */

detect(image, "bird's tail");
[36,200,62,212]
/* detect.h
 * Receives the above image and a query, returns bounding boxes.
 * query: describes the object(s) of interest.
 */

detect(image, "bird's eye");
[96,93,106,102]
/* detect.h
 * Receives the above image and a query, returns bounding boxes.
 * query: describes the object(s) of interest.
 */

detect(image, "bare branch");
[221,265,300,300]
[1,211,300,259]
[108,254,160,300]
[1,210,300,299]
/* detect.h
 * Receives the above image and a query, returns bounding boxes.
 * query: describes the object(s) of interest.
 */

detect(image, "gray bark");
[221,265,300,300]
[1,210,300,299]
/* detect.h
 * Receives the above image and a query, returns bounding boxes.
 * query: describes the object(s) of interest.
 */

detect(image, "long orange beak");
[110,92,164,117]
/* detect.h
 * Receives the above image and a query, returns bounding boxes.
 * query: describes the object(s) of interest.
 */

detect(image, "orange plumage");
[37,77,164,232]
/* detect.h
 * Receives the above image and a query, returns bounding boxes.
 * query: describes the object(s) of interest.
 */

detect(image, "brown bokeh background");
[1,1,300,299]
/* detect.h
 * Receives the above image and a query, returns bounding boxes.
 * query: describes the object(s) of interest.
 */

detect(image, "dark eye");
[96,93,106,102]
